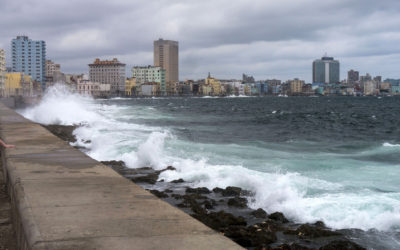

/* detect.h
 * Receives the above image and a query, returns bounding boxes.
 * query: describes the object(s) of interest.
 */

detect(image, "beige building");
[77,79,111,98]
[154,39,178,84]
[46,60,60,77]
[89,58,126,96]
[363,80,376,96]
[289,79,305,95]
[0,49,5,97]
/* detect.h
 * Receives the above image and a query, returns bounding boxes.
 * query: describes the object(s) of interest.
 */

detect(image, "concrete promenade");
[0,103,242,250]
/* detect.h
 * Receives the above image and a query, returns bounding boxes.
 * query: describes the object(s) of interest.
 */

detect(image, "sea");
[19,85,400,249]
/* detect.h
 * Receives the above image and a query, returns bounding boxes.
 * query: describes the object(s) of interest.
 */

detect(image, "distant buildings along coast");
[1,35,400,98]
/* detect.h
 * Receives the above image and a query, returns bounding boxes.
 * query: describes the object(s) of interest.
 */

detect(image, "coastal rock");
[224,225,277,247]
[271,243,314,250]
[285,224,341,238]
[222,186,242,196]
[251,208,268,218]
[268,212,289,223]
[227,197,248,208]
[192,210,247,230]
[131,172,159,184]
[42,124,77,142]
[319,240,366,250]
[171,178,184,183]
[185,187,211,194]
[149,190,168,198]
[212,187,224,193]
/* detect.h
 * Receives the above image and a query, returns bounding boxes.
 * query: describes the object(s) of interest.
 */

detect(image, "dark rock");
[131,172,159,184]
[202,200,214,209]
[271,243,313,250]
[101,160,126,169]
[149,189,168,198]
[268,212,289,223]
[213,187,224,193]
[185,187,211,194]
[225,225,277,247]
[319,240,366,250]
[171,178,184,183]
[42,124,77,143]
[251,208,268,218]
[222,186,242,196]
[291,224,341,238]
[161,166,176,172]
[227,197,248,208]
[164,189,173,193]
[314,221,325,228]
[171,194,183,199]
[192,210,247,230]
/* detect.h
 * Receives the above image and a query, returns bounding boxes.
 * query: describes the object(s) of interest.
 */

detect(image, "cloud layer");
[1,0,400,81]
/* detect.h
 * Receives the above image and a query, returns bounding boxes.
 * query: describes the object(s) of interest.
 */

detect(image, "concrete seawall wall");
[0,103,242,250]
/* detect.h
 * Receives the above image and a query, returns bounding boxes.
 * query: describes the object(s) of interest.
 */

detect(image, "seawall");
[0,102,242,250]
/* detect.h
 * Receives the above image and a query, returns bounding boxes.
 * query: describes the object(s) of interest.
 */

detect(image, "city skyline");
[1,0,400,82]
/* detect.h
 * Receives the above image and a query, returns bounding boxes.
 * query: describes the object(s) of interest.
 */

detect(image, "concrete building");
[154,39,179,84]
[347,70,359,84]
[89,58,126,96]
[0,49,5,97]
[11,36,46,89]
[141,82,159,96]
[312,55,340,84]
[132,66,165,95]
[77,79,111,98]
[45,59,64,86]
[4,72,33,97]
[363,80,376,95]
[46,60,60,77]
[289,79,305,95]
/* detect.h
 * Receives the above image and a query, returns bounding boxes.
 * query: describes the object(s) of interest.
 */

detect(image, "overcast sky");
[1,0,399,82]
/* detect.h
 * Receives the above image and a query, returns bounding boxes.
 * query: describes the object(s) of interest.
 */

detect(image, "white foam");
[383,142,400,147]
[20,84,101,125]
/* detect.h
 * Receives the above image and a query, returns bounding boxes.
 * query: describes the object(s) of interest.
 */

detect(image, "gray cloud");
[1,0,400,82]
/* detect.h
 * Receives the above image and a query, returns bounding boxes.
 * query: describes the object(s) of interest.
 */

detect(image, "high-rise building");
[11,36,46,89]
[0,49,5,97]
[132,65,166,95]
[347,70,359,84]
[154,39,178,84]
[312,55,340,84]
[89,58,126,96]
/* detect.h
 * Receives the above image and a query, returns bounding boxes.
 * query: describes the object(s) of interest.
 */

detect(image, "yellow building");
[5,73,32,97]
[289,79,304,95]
[205,73,222,96]
[125,77,137,96]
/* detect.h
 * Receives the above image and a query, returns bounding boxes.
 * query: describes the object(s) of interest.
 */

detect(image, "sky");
[1,0,400,82]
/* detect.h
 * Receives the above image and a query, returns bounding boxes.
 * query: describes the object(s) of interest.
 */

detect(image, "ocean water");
[19,85,400,249]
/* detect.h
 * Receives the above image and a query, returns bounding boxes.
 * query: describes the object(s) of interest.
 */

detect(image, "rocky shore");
[43,124,366,250]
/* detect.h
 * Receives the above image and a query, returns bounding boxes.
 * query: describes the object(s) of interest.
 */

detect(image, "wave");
[18,85,400,233]
[383,142,400,147]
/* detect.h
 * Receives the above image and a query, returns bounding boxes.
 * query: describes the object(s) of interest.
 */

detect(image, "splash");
[20,84,100,125]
